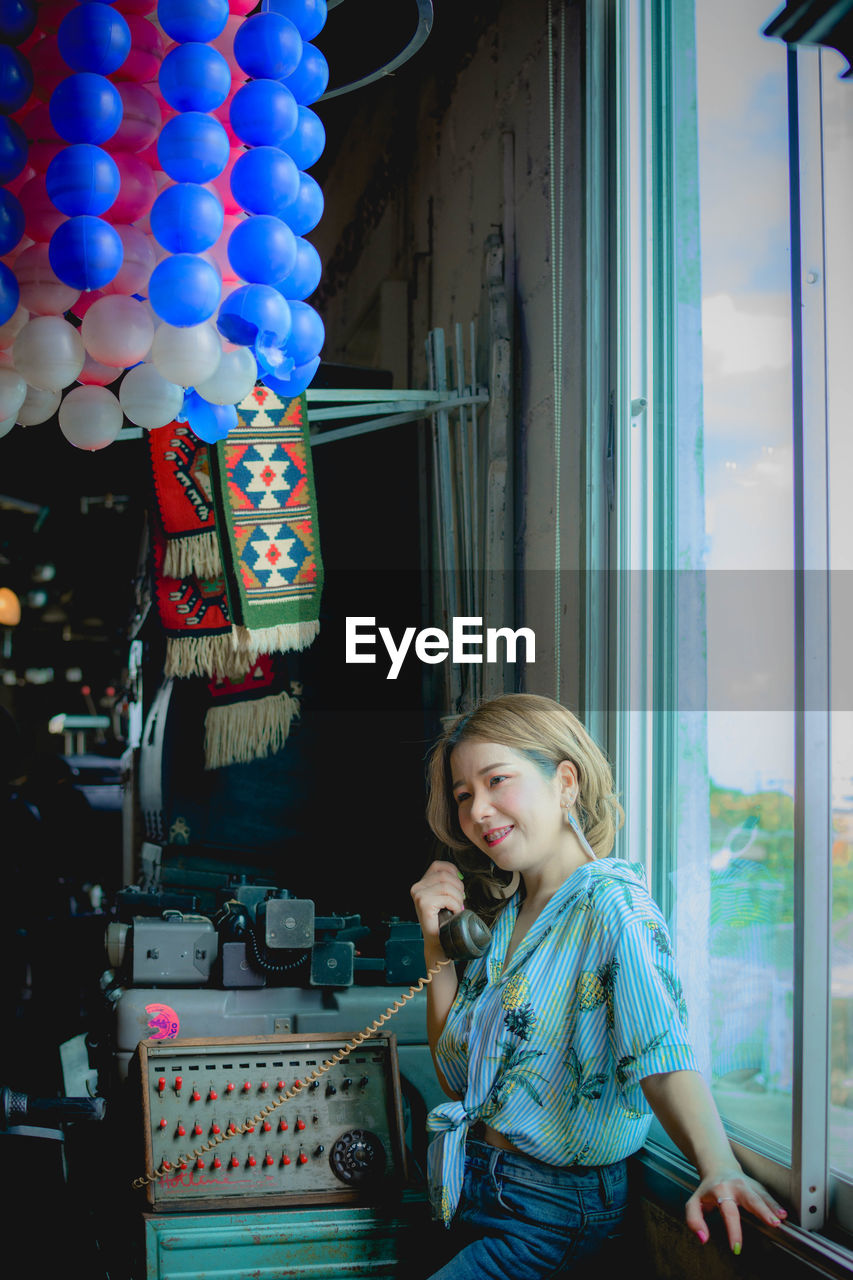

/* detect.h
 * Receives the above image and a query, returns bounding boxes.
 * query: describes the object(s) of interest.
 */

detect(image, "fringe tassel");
[231,619,321,656]
[163,531,222,581]
[165,635,253,682]
[204,690,300,771]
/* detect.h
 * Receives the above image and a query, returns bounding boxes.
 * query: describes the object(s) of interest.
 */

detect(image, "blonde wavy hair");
[425,693,624,926]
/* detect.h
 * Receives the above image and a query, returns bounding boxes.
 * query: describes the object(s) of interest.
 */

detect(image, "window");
[591,0,853,1244]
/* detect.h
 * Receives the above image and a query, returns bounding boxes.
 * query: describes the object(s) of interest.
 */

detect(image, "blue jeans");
[426,1138,628,1280]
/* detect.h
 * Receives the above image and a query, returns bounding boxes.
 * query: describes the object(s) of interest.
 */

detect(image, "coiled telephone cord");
[131,956,452,1189]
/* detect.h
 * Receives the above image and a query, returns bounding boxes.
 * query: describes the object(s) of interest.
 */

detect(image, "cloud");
[702,293,791,376]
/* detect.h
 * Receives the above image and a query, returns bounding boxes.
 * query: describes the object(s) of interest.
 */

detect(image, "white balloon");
[151,321,221,389]
[59,385,124,451]
[16,384,61,425]
[0,303,29,349]
[194,345,257,406]
[77,352,120,387]
[0,414,15,438]
[13,316,85,392]
[119,362,184,429]
[81,294,155,368]
[0,368,27,421]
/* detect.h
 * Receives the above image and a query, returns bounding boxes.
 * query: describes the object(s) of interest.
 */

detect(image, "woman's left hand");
[686,1168,788,1254]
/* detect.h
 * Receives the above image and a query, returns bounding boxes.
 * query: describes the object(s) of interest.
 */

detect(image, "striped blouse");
[426,857,699,1226]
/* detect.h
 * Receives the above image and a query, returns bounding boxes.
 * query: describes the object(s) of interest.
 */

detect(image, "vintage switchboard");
[138,1032,407,1213]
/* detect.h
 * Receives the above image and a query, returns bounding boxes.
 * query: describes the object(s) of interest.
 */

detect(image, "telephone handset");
[438,908,491,961]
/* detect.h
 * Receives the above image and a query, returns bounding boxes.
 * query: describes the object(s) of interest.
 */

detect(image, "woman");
[410,693,786,1279]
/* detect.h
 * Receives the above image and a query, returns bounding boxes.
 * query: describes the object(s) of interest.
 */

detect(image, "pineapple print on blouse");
[426,858,699,1226]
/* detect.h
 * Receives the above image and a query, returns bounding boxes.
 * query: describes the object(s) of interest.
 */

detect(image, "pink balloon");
[208,148,245,216]
[101,224,156,296]
[103,82,162,155]
[205,212,245,284]
[19,172,65,244]
[114,0,157,14]
[104,152,157,225]
[212,82,243,147]
[21,103,63,173]
[37,1,75,34]
[29,35,67,104]
[77,352,121,386]
[6,166,35,199]
[229,0,256,14]
[112,15,164,84]
[14,242,81,316]
[70,289,106,320]
[211,15,248,74]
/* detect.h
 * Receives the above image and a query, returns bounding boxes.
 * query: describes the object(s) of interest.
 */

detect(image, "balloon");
[207,146,243,216]
[149,253,221,327]
[150,183,224,254]
[113,0,156,18]
[0,0,39,45]
[261,353,319,398]
[57,3,131,75]
[157,0,228,44]
[77,351,120,386]
[0,261,20,325]
[81,294,154,366]
[0,189,25,255]
[262,0,326,41]
[69,287,105,320]
[33,2,74,35]
[49,73,123,144]
[0,47,34,115]
[13,314,85,390]
[216,282,291,371]
[280,105,324,170]
[230,146,299,218]
[182,388,236,442]
[103,81,161,154]
[19,171,64,241]
[46,144,120,216]
[16,382,60,424]
[157,112,230,184]
[0,302,28,348]
[28,33,67,103]
[229,0,256,13]
[280,169,323,236]
[194,342,256,404]
[159,42,231,113]
[0,367,27,419]
[0,414,15,437]
[229,78,297,148]
[274,234,320,300]
[282,298,323,365]
[228,214,296,285]
[49,214,123,290]
[118,359,184,427]
[21,101,61,171]
[282,42,328,106]
[14,242,80,314]
[101,223,155,295]
[114,14,164,83]
[151,320,221,387]
[103,150,157,223]
[233,12,302,81]
[59,383,123,450]
[0,116,28,184]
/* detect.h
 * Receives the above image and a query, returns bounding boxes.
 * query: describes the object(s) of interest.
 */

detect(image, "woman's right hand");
[410,859,465,954]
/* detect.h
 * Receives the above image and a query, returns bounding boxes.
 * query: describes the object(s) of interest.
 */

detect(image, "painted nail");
[457,870,465,879]
[697,1231,708,1244]
[732,1242,742,1256]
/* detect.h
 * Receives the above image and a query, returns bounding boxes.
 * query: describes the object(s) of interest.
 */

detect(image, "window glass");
[694,0,794,1154]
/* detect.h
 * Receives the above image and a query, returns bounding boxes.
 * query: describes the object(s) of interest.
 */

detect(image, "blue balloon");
[283,299,324,365]
[49,73,123,145]
[229,78,298,148]
[0,46,32,115]
[280,170,323,236]
[150,183,224,254]
[282,42,328,106]
[183,389,237,443]
[158,42,231,114]
[157,0,228,44]
[261,354,320,399]
[230,147,299,218]
[217,282,292,357]
[280,106,325,170]
[58,3,130,75]
[0,188,25,256]
[262,0,327,42]
[228,215,297,285]
[157,112,230,184]
[275,235,321,301]
[0,260,20,326]
[0,116,26,184]
[0,0,37,45]
[149,253,221,327]
[49,214,123,290]
[46,144,120,216]
[234,12,302,81]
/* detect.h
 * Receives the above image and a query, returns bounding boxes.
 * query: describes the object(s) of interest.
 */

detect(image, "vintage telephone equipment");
[438,908,491,961]
[135,1032,410,1211]
[106,911,219,987]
